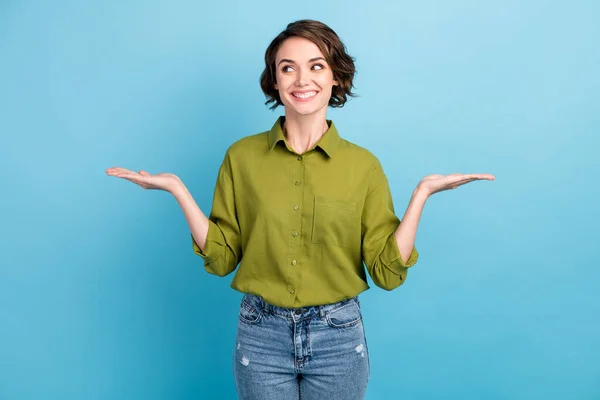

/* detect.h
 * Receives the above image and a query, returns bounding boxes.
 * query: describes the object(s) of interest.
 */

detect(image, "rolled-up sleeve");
[361,161,418,290]
[192,152,242,276]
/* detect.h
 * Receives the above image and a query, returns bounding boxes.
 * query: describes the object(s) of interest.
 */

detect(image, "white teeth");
[292,91,316,99]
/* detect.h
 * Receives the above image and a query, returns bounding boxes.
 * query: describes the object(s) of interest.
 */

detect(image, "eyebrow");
[277,57,327,66]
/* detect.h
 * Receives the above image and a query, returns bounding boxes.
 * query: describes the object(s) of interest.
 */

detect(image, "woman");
[107,20,494,400]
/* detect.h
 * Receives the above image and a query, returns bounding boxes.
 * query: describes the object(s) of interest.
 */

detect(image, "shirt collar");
[268,116,341,158]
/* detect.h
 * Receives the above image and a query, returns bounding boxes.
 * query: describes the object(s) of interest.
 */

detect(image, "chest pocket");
[311,196,359,247]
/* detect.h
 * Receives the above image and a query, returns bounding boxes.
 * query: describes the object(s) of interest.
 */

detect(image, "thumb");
[138,170,150,176]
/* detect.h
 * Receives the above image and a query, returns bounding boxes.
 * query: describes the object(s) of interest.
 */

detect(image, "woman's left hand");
[417,173,495,197]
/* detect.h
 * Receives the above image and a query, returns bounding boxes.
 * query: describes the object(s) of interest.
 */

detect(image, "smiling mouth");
[292,91,318,99]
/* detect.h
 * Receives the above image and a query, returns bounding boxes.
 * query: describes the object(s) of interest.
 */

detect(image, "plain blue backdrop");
[1,0,599,399]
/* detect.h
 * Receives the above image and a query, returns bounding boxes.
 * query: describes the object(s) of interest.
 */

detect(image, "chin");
[292,107,321,116]
[283,101,329,116]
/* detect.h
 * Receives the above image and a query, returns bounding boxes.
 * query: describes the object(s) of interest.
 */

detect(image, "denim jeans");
[233,293,370,400]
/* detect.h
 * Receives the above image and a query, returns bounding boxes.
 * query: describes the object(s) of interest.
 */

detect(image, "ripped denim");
[233,293,370,400]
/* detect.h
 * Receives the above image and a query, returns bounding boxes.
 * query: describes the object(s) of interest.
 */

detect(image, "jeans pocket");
[239,299,262,325]
[326,301,362,329]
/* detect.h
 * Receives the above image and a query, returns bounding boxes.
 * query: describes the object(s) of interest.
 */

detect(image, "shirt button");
[292,231,299,237]
[289,288,295,294]
[293,205,299,211]
[295,180,301,186]
[291,259,297,266]
[297,156,302,161]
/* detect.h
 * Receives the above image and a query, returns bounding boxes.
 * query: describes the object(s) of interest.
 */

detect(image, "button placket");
[287,153,305,297]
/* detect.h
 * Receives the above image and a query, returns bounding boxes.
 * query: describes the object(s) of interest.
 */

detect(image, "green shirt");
[193,117,418,308]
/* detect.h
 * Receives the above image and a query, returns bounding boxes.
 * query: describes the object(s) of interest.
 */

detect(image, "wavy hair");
[260,20,356,110]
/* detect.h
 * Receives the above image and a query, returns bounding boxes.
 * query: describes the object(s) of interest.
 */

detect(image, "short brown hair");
[260,20,356,110]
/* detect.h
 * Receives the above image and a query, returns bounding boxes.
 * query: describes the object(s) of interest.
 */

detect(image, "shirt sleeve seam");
[365,160,387,198]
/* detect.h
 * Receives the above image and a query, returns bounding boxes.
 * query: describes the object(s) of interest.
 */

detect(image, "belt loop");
[260,297,268,314]
[319,306,325,318]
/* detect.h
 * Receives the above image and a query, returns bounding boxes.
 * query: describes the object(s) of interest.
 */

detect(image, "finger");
[106,167,131,172]
[437,178,475,190]
[113,172,151,185]
[106,169,127,176]
[106,167,136,176]
[451,177,491,188]
[464,173,495,180]
[455,177,481,185]
[440,174,467,184]
[139,170,150,176]
[117,172,145,180]
[446,174,494,184]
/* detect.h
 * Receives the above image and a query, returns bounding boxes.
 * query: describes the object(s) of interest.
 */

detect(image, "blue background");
[1,0,599,399]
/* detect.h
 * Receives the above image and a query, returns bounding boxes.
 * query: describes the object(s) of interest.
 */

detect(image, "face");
[274,36,339,117]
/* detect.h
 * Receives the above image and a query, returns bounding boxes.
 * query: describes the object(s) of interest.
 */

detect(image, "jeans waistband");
[242,293,359,320]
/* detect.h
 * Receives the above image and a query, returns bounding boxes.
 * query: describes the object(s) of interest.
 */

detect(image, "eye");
[282,65,294,73]
[312,63,325,71]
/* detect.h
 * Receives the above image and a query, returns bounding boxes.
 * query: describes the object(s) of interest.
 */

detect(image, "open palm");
[105,167,182,193]
[418,173,495,196]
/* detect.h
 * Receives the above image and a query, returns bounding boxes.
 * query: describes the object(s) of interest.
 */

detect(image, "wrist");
[413,184,431,201]
[169,179,187,197]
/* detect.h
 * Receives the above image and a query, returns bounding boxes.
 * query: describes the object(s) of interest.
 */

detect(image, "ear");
[274,83,278,90]
[333,76,339,86]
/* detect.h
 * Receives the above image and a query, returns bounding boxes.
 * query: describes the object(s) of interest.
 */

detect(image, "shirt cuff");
[191,220,223,263]
[381,233,419,275]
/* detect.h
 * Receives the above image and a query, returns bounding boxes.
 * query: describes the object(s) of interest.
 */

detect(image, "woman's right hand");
[106,167,183,193]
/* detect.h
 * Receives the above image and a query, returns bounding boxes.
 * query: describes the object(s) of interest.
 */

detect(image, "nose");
[295,68,309,87]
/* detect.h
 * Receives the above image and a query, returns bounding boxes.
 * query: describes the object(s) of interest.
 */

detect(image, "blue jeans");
[233,294,370,400]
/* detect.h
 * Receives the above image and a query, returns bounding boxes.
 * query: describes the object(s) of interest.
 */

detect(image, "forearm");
[171,183,210,252]
[394,186,429,264]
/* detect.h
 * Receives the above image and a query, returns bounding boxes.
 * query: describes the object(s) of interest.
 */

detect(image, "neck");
[283,109,329,155]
